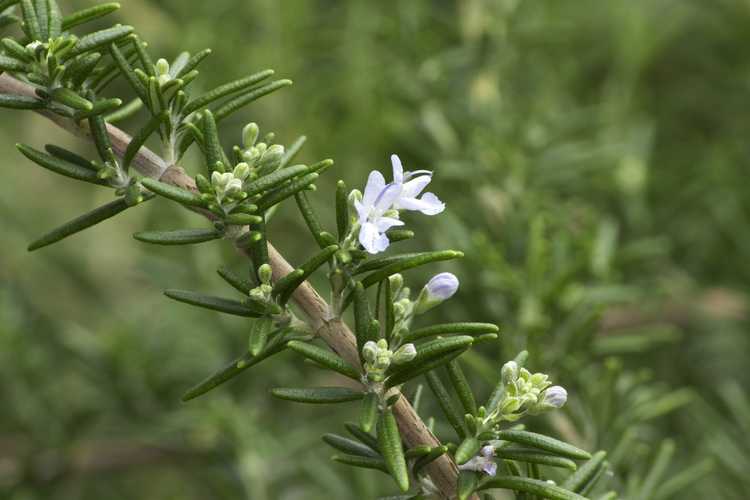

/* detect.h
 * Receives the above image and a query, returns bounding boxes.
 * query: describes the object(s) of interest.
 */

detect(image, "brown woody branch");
[0,73,463,498]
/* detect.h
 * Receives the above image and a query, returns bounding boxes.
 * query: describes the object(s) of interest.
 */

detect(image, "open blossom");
[355,154,445,254]
[458,445,497,476]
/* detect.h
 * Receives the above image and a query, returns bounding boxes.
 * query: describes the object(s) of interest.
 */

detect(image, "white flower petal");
[362,170,386,207]
[400,175,432,200]
[397,192,445,215]
[391,154,404,184]
[375,216,404,232]
[374,183,403,213]
[359,222,391,254]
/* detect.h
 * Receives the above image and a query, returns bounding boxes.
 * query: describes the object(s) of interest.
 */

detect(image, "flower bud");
[501,360,518,384]
[258,144,285,173]
[392,343,417,364]
[155,58,170,76]
[362,341,378,364]
[233,162,250,181]
[225,178,243,195]
[242,123,259,148]
[388,273,403,292]
[414,272,459,314]
[348,189,362,205]
[542,386,567,409]
[258,263,273,284]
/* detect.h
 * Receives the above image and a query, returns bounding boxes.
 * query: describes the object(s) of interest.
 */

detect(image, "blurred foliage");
[1,0,749,498]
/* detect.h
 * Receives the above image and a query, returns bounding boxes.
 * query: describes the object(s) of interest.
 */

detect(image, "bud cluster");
[237,122,285,176]
[249,263,274,302]
[489,360,567,423]
[361,339,417,382]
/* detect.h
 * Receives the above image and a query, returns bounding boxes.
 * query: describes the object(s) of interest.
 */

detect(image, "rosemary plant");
[0,1,617,498]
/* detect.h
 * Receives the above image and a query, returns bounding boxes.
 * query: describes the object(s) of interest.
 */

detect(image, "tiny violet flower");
[458,445,497,476]
[390,154,445,215]
[355,170,404,254]
[354,154,445,254]
[415,272,459,314]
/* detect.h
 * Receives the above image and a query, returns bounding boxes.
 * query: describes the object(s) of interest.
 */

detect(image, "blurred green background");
[1,0,749,498]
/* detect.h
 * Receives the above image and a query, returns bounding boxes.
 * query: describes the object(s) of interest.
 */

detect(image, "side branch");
[0,73,463,498]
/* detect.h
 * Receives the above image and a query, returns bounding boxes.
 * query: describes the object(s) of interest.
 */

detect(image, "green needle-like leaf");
[123,112,166,170]
[426,370,467,439]
[46,0,61,38]
[335,180,349,240]
[496,448,577,470]
[287,340,360,379]
[20,0,41,41]
[478,476,586,500]
[402,322,499,343]
[454,436,481,465]
[61,2,120,31]
[331,454,388,473]
[0,94,43,109]
[447,360,477,416]
[496,430,591,461]
[217,266,254,294]
[140,177,205,207]
[133,228,221,246]
[270,387,364,404]
[44,144,96,170]
[255,172,318,211]
[561,451,608,493]
[183,69,274,115]
[273,244,338,305]
[71,25,134,57]
[213,78,292,123]
[294,191,328,248]
[164,289,262,317]
[181,337,288,401]
[378,408,409,492]
[385,348,467,388]
[279,135,306,168]
[361,250,464,289]
[344,422,380,452]
[17,143,104,184]
[0,55,30,72]
[28,197,139,251]
[245,164,308,196]
[360,392,378,433]
[50,87,93,111]
[323,434,380,458]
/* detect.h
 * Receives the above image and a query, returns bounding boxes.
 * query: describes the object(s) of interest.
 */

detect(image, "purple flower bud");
[415,272,460,314]
[425,272,459,300]
[543,386,568,408]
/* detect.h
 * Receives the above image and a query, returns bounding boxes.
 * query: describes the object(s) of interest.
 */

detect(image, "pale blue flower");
[355,154,445,254]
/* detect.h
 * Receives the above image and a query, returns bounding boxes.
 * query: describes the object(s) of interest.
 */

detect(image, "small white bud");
[233,162,250,181]
[501,360,518,384]
[388,273,403,292]
[155,58,170,75]
[225,178,243,195]
[392,343,417,364]
[257,263,273,284]
[362,341,378,364]
[242,123,259,148]
[348,189,362,205]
